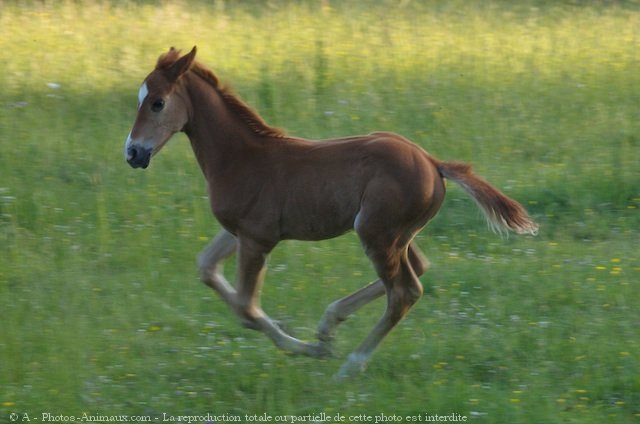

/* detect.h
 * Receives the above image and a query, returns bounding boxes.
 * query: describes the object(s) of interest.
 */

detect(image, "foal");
[124,47,538,377]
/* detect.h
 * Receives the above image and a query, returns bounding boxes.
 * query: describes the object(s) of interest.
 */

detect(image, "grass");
[1,1,639,422]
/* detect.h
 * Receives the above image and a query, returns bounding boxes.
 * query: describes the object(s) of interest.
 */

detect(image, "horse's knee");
[197,255,214,284]
[197,249,227,284]
[197,231,237,282]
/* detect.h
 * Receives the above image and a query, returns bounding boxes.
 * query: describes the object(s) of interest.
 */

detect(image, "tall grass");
[1,1,639,423]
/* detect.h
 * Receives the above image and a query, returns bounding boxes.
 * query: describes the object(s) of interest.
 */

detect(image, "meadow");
[1,1,639,422]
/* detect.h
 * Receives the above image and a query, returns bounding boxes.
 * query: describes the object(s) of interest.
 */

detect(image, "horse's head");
[124,47,197,169]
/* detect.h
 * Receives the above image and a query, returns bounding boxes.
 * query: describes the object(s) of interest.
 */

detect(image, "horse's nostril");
[126,145,152,169]
[127,146,137,160]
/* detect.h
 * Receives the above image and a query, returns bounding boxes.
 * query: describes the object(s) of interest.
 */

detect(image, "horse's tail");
[435,160,538,235]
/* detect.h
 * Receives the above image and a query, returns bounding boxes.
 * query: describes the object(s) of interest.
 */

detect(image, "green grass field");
[1,1,639,422]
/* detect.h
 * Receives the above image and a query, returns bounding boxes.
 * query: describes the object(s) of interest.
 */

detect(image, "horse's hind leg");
[317,279,385,345]
[336,242,424,378]
[317,241,428,346]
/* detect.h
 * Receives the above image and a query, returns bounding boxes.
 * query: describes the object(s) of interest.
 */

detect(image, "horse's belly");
[279,203,356,241]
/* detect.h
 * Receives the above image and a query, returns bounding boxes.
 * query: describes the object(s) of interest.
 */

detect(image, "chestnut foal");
[124,47,538,377]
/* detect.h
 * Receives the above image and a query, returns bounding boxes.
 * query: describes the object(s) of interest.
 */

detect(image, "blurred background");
[1,1,638,422]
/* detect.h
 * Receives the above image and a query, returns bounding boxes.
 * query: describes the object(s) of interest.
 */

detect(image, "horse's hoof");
[333,353,369,381]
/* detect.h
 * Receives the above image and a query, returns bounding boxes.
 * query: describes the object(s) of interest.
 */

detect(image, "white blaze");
[137,82,148,109]
[124,131,133,160]
[125,82,149,160]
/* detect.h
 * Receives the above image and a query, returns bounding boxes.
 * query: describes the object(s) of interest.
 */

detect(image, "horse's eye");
[151,99,165,112]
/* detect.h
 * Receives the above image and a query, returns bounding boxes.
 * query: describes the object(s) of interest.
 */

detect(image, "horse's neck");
[184,75,258,179]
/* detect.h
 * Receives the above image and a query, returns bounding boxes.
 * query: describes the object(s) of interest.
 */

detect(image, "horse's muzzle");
[126,145,152,169]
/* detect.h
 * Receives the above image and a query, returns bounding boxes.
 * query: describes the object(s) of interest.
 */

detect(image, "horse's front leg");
[233,235,330,358]
[198,229,238,304]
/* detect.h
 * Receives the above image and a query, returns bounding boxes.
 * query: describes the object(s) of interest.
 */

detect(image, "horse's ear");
[166,46,197,82]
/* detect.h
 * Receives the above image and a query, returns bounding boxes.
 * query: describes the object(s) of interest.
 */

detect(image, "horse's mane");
[156,50,286,138]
